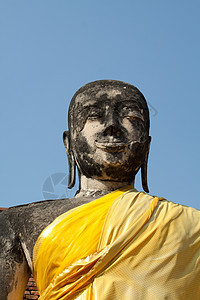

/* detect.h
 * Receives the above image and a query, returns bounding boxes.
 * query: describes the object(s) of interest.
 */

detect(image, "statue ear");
[141,136,151,193]
[63,131,76,189]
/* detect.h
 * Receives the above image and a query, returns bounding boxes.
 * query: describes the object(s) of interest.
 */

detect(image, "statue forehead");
[75,87,122,102]
[72,86,143,108]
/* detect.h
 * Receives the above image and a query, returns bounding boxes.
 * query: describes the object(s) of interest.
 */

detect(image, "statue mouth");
[95,141,127,152]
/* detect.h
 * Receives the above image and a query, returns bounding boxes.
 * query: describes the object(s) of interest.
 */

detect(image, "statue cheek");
[73,134,93,155]
[122,119,146,140]
[81,121,104,140]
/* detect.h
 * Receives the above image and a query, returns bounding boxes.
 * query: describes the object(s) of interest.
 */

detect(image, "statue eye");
[120,107,144,123]
[120,111,138,120]
[87,109,103,120]
[126,115,137,121]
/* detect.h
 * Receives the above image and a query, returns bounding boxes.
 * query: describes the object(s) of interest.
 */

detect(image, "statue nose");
[103,114,121,136]
[103,125,121,136]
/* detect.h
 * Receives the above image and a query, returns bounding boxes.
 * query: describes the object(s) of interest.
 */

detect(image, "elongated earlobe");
[63,131,76,189]
[141,159,149,193]
[141,136,151,193]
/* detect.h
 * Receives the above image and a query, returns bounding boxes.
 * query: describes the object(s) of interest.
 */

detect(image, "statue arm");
[0,211,31,300]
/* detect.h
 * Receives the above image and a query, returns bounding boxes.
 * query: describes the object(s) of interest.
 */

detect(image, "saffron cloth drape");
[33,187,200,299]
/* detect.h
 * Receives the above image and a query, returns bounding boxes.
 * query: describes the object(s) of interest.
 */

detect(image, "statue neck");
[75,174,134,198]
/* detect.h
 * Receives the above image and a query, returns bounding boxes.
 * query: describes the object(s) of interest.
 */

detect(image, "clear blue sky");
[0,1,199,209]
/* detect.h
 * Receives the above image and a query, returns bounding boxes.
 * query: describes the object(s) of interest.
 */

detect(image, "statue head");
[63,80,151,193]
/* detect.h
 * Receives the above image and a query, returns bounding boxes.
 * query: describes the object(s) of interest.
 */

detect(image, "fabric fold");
[33,188,200,299]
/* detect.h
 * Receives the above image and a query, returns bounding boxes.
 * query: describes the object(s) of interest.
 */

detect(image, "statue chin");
[74,141,148,182]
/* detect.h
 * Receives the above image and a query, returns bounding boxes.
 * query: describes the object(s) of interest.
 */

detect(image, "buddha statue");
[0,80,200,299]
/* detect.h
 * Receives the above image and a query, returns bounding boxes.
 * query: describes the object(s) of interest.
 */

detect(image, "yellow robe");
[33,187,200,299]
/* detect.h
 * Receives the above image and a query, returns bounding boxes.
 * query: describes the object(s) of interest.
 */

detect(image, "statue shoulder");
[2,197,94,260]
[8,196,93,227]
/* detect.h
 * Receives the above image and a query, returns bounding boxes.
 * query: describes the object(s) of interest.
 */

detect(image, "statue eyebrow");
[79,105,101,113]
[77,99,144,114]
[75,105,102,118]
[74,101,101,114]
[118,100,141,108]
[82,100,99,107]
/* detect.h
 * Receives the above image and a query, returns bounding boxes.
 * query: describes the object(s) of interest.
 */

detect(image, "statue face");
[70,86,150,182]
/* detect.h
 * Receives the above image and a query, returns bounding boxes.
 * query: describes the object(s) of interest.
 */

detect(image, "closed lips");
[95,141,126,152]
